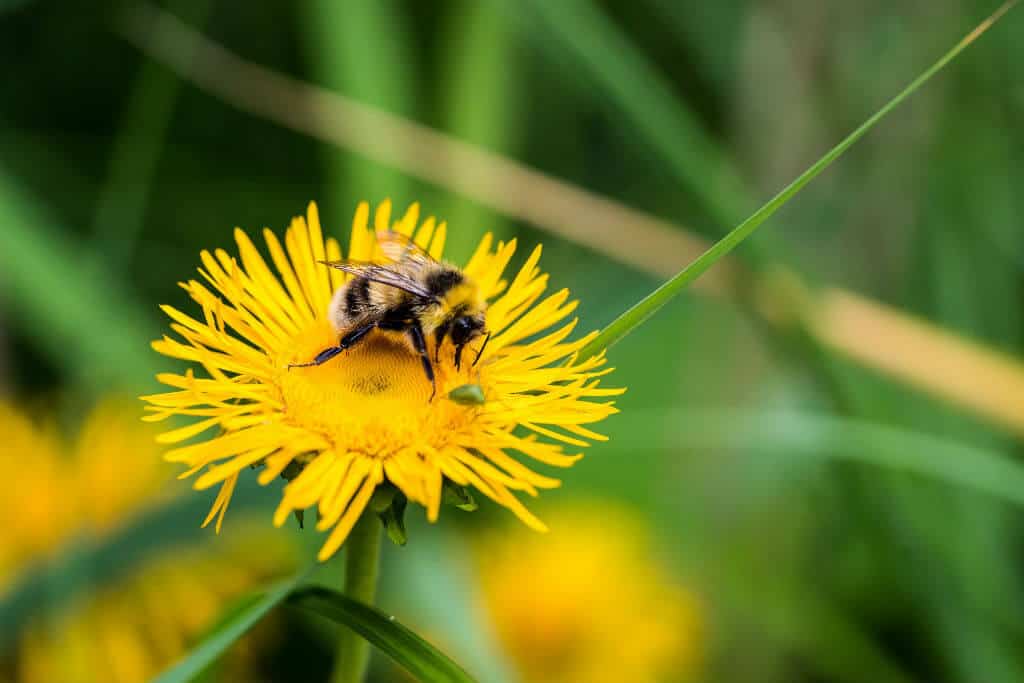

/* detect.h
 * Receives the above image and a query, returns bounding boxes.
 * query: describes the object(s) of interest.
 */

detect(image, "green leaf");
[577,2,1019,361]
[290,586,477,683]
[152,566,313,683]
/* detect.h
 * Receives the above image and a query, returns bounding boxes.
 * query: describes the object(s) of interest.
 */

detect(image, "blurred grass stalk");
[0,170,159,392]
[438,0,521,261]
[117,2,1024,440]
[92,0,212,266]
[302,0,413,214]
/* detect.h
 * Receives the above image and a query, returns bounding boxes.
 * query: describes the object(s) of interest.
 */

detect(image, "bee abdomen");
[345,277,371,316]
[329,276,371,331]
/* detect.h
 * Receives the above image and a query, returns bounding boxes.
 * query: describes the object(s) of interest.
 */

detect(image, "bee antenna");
[472,331,491,367]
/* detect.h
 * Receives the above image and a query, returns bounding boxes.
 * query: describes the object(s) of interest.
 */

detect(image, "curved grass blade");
[577,1,1019,361]
[152,565,314,683]
[290,586,477,683]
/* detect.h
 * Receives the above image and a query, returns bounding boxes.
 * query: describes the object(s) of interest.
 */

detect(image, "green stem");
[330,513,383,683]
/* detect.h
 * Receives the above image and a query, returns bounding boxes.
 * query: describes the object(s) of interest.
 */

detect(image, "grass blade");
[302,0,414,211]
[438,1,521,262]
[667,410,1024,507]
[290,586,477,683]
[577,1,1019,360]
[152,565,314,683]
[515,0,751,231]
[115,2,1024,443]
[0,168,159,391]
[92,0,213,266]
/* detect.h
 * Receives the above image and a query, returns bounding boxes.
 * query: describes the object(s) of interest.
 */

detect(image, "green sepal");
[280,460,303,482]
[369,484,397,513]
[442,481,478,512]
[378,492,408,546]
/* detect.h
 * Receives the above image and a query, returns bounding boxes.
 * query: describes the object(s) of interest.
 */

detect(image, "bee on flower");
[143,200,623,560]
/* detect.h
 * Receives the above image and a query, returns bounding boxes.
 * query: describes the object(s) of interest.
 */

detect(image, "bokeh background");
[2,1,1024,682]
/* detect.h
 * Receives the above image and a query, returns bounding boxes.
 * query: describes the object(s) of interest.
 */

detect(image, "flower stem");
[330,512,382,683]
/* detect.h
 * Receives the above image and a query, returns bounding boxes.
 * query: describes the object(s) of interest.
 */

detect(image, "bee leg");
[472,331,491,367]
[288,322,375,369]
[454,343,465,371]
[433,321,451,364]
[288,346,344,368]
[408,324,436,401]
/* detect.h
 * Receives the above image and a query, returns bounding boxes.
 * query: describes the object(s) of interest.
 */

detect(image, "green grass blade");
[515,0,750,231]
[92,0,213,266]
[290,586,477,683]
[438,1,520,262]
[577,1,1018,361]
[0,167,159,391]
[668,410,1024,507]
[302,0,414,211]
[152,565,314,683]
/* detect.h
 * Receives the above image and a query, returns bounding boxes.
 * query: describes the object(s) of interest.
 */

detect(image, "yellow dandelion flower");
[0,401,296,683]
[0,404,70,583]
[476,501,704,683]
[0,401,169,589]
[143,200,622,560]
[16,529,294,683]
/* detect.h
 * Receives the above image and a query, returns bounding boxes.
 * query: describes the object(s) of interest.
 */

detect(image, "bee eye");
[451,317,474,344]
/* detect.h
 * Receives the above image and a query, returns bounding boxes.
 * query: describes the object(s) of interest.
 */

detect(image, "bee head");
[451,314,485,346]
[449,313,488,370]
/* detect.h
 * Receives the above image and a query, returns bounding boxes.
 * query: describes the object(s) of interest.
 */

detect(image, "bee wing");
[376,230,438,266]
[319,260,435,300]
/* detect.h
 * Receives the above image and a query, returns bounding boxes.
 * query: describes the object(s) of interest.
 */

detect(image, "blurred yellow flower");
[0,401,296,683]
[143,200,622,560]
[17,531,292,683]
[476,502,704,683]
[0,402,168,589]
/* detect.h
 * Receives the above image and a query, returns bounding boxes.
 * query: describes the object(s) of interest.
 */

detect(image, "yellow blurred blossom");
[0,402,168,589]
[476,502,703,683]
[0,401,296,683]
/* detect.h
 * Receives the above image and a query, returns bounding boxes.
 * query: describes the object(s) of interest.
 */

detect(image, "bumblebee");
[290,231,490,399]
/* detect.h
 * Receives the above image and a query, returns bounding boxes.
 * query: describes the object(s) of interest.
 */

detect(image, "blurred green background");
[2,1,1024,682]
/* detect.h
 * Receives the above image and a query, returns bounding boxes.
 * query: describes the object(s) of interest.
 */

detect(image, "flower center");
[275,322,476,458]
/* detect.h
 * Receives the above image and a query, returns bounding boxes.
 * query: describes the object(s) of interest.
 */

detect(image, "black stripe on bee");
[378,302,418,330]
[425,269,464,298]
[345,277,372,316]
